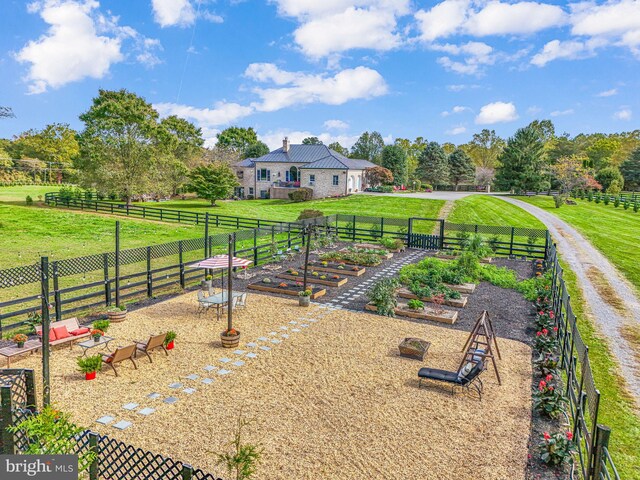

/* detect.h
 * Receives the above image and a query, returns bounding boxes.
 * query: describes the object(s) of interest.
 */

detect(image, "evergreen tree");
[620,147,640,191]
[494,126,549,192]
[381,145,408,186]
[595,167,624,192]
[417,142,449,186]
[448,148,475,190]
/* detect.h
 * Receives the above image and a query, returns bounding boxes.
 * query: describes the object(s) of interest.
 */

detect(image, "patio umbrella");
[189,255,253,289]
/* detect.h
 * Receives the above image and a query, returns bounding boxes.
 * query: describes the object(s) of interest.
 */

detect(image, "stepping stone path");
[246,352,258,359]
[164,396,179,404]
[96,416,115,425]
[185,374,199,380]
[259,346,271,351]
[122,403,139,411]
[218,369,231,375]
[138,408,155,416]
[113,420,132,430]
[219,358,232,363]
[183,388,196,394]
[202,378,214,385]
[147,393,161,400]
[246,342,257,348]
[232,360,245,367]
[233,350,245,355]
[169,382,183,389]
[203,365,216,372]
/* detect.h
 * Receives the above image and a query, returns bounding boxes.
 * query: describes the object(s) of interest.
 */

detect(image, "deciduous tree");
[595,167,624,192]
[328,141,349,156]
[216,127,260,154]
[364,166,393,187]
[550,155,591,194]
[243,141,269,159]
[463,129,505,168]
[302,136,322,145]
[188,162,239,206]
[350,131,385,163]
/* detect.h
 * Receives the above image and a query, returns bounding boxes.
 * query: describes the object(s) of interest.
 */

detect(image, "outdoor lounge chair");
[197,291,214,315]
[418,360,485,399]
[134,333,168,363]
[235,293,247,310]
[101,344,138,377]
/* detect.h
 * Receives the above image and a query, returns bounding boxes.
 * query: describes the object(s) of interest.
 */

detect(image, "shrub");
[297,209,324,220]
[367,278,400,316]
[624,199,630,210]
[552,194,565,208]
[288,187,313,202]
[164,331,177,345]
[216,414,262,480]
[407,299,424,310]
[380,185,394,193]
[533,375,568,418]
[635,202,639,213]
[92,319,110,333]
[587,191,593,201]
[25,195,33,205]
[594,194,601,203]
[538,431,577,466]
[379,237,404,251]
[456,251,480,279]
[614,196,621,207]
[534,310,556,330]
[603,195,610,205]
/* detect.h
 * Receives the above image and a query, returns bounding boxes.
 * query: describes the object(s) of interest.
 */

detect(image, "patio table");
[206,292,244,321]
[0,339,41,367]
[78,336,115,357]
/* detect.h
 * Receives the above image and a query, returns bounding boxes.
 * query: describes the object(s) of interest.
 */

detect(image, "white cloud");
[151,0,195,27]
[324,119,350,130]
[441,105,470,116]
[16,0,124,94]
[246,63,388,112]
[446,125,467,135]
[475,101,518,124]
[447,83,480,91]
[415,0,566,41]
[273,0,410,58]
[154,101,254,127]
[597,88,618,97]
[431,41,496,74]
[530,38,602,66]
[550,109,574,117]
[527,105,542,115]
[613,108,632,120]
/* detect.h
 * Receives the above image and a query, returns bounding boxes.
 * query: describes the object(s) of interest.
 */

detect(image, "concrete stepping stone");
[281,334,290,339]
[202,378,214,385]
[245,352,258,359]
[183,387,196,394]
[219,358,232,363]
[185,374,199,380]
[233,350,245,355]
[269,331,278,335]
[96,415,115,425]
[138,407,155,416]
[169,382,183,389]
[147,393,161,400]
[232,360,245,367]
[292,328,301,332]
[271,339,281,344]
[246,342,257,348]
[289,321,297,324]
[259,346,271,351]
[164,396,178,404]
[203,365,217,372]
[113,420,132,430]
[122,403,139,411]
[300,324,309,328]
[308,319,317,323]
[257,337,269,341]
[218,369,232,375]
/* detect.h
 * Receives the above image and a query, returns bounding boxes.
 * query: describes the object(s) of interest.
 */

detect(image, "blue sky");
[0,0,638,149]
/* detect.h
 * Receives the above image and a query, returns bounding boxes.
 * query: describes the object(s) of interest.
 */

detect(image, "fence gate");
[407,218,443,250]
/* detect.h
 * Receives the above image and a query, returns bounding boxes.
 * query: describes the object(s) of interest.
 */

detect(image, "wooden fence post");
[115,222,121,308]
[0,385,15,454]
[24,369,37,412]
[253,229,259,266]
[103,254,111,306]
[40,256,51,407]
[146,247,153,297]
[88,431,99,480]
[181,464,194,480]
[438,220,445,250]
[352,215,356,241]
[509,227,515,256]
[52,261,62,322]
[179,241,185,289]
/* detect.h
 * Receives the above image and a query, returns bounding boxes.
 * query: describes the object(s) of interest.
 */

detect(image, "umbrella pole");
[227,234,233,332]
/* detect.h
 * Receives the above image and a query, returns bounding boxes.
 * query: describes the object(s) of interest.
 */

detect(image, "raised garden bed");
[247,282,326,299]
[364,302,458,324]
[435,252,493,264]
[355,243,402,253]
[304,262,366,276]
[342,247,393,260]
[276,272,348,287]
[397,287,468,308]
[445,283,476,294]
[398,337,431,360]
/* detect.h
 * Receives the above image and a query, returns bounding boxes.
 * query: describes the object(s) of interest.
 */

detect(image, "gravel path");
[498,196,640,406]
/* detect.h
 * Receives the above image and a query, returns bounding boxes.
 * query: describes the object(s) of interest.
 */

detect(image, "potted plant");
[221,328,241,348]
[91,329,104,343]
[13,333,28,349]
[92,319,110,334]
[164,331,177,350]
[77,354,102,380]
[202,274,213,291]
[106,305,127,323]
[298,289,312,307]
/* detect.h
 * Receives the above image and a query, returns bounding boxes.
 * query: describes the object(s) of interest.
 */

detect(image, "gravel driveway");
[498,196,640,406]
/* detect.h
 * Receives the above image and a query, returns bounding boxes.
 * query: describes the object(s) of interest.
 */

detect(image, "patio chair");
[134,333,168,363]
[235,293,247,310]
[197,291,213,315]
[222,296,239,314]
[418,360,485,399]
[101,344,138,377]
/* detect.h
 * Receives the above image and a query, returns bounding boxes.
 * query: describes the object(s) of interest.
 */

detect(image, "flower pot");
[16,342,25,349]
[201,280,212,291]
[220,331,241,348]
[107,309,127,323]
[93,335,101,342]
[85,371,96,381]
[166,340,175,350]
[299,296,310,307]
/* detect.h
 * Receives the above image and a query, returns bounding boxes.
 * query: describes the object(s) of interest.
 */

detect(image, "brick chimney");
[282,137,290,152]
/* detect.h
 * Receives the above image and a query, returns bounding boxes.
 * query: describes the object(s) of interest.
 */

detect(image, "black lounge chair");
[418,360,485,399]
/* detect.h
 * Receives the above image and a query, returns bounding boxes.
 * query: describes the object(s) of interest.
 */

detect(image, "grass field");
[519,196,640,294]
[448,195,545,229]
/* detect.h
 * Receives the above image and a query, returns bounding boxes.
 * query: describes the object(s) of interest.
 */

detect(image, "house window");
[332,175,339,186]
[309,174,316,186]
[257,169,270,181]
[260,190,268,199]
[249,187,254,195]
[237,170,244,179]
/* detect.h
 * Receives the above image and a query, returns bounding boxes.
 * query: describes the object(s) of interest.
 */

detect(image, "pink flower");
[539,380,546,390]
[537,331,542,337]
[549,311,555,319]
[549,386,554,391]
[542,328,548,335]
[543,432,551,440]
[546,374,553,382]
[539,311,544,315]
[566,431,573,441]
[553,326,558,332]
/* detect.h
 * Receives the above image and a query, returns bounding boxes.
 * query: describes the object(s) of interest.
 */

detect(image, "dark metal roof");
[252,144,375,170]
[235,158,255,167]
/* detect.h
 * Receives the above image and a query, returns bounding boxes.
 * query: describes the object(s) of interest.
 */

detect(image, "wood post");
[52,261,61,322]
[88,431,99,480]
[103,253,111,306]
[179,241,185,289]
[592,424,611,480]
[114,221,121,308]
[40,256,51,407]
[181,464,194,480]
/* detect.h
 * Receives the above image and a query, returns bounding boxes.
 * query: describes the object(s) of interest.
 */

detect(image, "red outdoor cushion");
[70,327,90,336]
[104,355,113,363]
[53,325,71,340]
[37,329,57,341]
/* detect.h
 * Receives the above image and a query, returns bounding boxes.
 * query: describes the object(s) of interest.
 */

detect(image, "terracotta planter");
[166,340,175,350]
[299,296,310,307]
[85,371,96,381]
[107,309,127,322]
[220,331,241,348]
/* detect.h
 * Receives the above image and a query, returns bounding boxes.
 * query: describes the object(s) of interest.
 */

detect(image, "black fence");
[0,369,223,479]
[545,237,620,479]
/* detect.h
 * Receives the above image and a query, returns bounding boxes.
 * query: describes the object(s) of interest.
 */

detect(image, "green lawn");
[140,194,445,221]
[519,196,640,294]
[448,195,545,229]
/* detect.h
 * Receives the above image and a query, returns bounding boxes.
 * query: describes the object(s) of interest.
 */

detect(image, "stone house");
[233,138,376,199]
